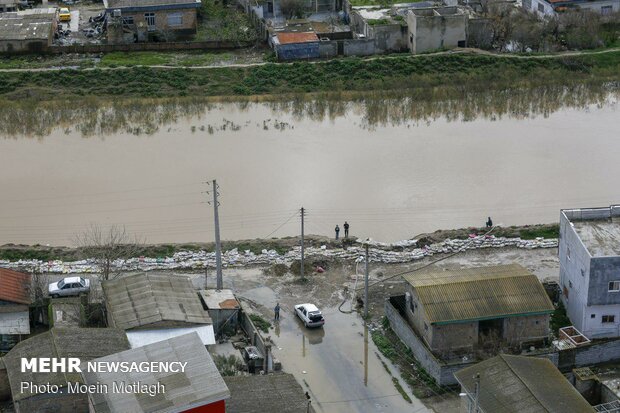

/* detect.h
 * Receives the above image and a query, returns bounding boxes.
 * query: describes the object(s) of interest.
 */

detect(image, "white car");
[294,303,325,328]
[49,276,90,298]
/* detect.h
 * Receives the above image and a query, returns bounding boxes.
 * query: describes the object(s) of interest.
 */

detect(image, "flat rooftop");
[0,8,56,41]
[572,218,620,257]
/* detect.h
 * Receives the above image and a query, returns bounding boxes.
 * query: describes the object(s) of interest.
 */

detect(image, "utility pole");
[473,373,480,413]
[364,241,369,319]
[208,179,223,290]
[300,207,305,280]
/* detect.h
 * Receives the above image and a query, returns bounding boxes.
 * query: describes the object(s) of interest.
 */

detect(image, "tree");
[280,0,305,19]
[74,224,144,282]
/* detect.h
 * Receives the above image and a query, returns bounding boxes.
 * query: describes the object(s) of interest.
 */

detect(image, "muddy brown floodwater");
[0,87,618,246]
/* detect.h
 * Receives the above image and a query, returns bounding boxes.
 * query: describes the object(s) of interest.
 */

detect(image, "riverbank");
[0,223,559,270]
[0,50,618,102]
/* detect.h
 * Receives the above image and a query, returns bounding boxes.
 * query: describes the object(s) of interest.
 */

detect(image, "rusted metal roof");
[454,354,595,413]
[276,31,319,45]
[403,264,554,324]
[0,268,31,305]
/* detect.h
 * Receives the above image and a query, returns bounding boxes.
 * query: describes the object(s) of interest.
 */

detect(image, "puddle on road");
[272,308,429,413]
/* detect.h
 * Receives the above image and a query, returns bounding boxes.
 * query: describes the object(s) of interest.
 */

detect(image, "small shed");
[0,8,57,53]
[103,272,216,347]
[273,31,320,61]
[199,289,240,335]
[82,332,230,413]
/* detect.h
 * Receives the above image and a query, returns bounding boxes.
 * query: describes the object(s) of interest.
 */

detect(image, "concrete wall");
[407,7,467,54]
[319,40,338,58]
[385,296,475,386]
[239,307,274,373]
[560,210,592,335]
[523,0,556,17]
[114,7,198,40]
[560,207,620,339]
[579,0,620,14]
[0,360,10,402]
[342,38,376,56]
[503,314,550,345]
[275,42,320,60]
[369,23,408,52]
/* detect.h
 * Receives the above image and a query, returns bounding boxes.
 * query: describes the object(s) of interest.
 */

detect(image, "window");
[122,16,134,25]
[167,13,182,26]
[591,314,596,319]
[145,12,155,27]
[537,3,545,12]
[601,5,612,15]
[609,281,620,292]
[602,315,615,323]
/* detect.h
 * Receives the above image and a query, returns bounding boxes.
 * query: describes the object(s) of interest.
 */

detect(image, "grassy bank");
[0,51,618,101]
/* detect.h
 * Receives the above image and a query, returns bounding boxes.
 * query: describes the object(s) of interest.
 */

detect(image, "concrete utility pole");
[211,179,223,290]
[364,241,369,319]
[473,373,480,413]
[300,207,305,280]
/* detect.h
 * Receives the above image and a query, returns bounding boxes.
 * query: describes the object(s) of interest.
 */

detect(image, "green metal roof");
[403,264,554,324]
[454,354,595,413]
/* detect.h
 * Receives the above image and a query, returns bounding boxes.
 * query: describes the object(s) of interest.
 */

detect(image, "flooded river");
[0,84,618,245]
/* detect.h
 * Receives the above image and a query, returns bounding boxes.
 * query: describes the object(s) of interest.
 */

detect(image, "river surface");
[0,86,618,246]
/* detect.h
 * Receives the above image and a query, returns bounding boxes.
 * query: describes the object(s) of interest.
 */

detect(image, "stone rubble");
[0,235,558,274]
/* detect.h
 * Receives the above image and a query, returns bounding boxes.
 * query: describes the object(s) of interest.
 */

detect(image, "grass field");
[0,51,618,102]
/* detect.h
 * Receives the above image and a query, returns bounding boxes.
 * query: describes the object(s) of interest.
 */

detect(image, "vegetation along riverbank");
[0,50,618,102]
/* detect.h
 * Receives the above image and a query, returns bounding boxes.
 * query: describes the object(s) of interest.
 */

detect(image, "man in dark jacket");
[344,221,350,238]
[335,225,340,240]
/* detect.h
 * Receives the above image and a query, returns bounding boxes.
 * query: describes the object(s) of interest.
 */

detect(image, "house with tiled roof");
[0,268,31,351]
[402,264,554,358]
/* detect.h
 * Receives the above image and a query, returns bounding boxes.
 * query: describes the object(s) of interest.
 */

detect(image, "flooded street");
[0,87,618,245]
[269,309,429,413]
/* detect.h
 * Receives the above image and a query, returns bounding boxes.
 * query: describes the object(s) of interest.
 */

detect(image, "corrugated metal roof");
[276,31,320,44]
[403,264,554,324]
[224,373,311,413]
[0,9,55,41]
[0,268,31,305]
[3,327,130,403]
[83,332,230,413]
[454,354,595,413]
[103,272,212,330]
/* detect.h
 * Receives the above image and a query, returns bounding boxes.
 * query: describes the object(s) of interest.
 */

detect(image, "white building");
[560,205,620,339]
[523,0,620,18]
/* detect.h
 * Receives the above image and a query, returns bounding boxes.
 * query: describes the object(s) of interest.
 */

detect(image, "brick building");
[402,264,554,359]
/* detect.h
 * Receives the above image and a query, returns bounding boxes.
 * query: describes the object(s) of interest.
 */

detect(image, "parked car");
[58,8,71,22]
[294,303,325,328]
[49,277,90,298]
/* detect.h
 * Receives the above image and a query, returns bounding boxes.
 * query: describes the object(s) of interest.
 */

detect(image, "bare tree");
[74,224,144,282]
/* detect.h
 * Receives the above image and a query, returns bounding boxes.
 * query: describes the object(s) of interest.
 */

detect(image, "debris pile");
[0,235,558,274]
